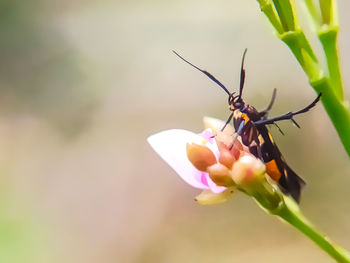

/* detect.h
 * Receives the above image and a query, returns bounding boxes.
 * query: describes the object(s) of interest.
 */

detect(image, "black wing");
[257,125,305,203]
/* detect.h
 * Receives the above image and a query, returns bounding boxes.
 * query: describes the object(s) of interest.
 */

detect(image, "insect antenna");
[263,88,277,113]
[172,50,231,95]
[238,48,248,99]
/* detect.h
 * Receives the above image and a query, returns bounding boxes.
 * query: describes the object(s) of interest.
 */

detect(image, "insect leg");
[258,88,277,119]
[255,138,263,160]
[274,123,285,135]
[253,93,321,127]
[221,112,234,132]
[229,120,244,150]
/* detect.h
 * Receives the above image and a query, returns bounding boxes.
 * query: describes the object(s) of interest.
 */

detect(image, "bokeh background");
[0,1,349,262]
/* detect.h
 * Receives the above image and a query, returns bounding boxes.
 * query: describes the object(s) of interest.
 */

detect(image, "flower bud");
[231,155,265,187]
[186,143,217,172]
[218,149,235,169]
[217,141,243,168]
[207,163,234,187]
[232,154,282,211]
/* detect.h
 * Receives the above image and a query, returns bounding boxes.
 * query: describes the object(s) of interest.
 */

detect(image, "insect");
[173,49,321,203]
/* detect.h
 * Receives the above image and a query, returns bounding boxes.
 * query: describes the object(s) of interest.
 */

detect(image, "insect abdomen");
[258,126,305,202]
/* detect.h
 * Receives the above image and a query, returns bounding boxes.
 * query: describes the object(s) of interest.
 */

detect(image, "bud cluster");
[190,117,283,209]
[147,117,284,208]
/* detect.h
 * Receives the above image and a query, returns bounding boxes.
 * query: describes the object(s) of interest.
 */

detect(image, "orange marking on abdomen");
[265,160,281,182]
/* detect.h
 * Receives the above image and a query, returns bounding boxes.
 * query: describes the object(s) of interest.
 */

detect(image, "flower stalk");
[255,0,350,156]
[235,158,350,262]
[272,197,350,263]
[244,176,350,262]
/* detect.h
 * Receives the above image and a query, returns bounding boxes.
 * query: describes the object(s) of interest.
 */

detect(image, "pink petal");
[147,129,211,189]
[199,129,215,143]
[205,174,227,194]
[198,129,220,160]
[196,172,209,187]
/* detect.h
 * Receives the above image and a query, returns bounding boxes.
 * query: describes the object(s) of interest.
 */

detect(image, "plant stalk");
[272,197,350,263]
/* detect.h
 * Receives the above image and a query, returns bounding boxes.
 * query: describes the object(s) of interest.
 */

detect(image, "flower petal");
[198,128,220,160]
[147,129,212,189]
[198,129,215,143]
[203,116,234,135]
[206,174,227,193]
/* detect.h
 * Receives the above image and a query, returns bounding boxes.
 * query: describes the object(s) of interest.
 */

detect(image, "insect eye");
[234,102,242,108]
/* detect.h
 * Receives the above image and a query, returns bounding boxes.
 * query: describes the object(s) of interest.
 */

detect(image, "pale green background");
[0,1,349,262]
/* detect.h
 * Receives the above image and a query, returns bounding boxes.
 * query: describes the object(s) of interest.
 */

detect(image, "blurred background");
[0,0,349,262]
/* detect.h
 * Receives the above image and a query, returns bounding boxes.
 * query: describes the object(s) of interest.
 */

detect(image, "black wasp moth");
[173,49,321,203]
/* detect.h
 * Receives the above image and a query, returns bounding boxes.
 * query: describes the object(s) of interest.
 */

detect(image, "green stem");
[258,0,284,34]
[279,30,320,80]
[257,0,350,157]
[273,197,350,263]
[304,0,321,25]
[273,0,296,31]
[320,0,333,25]
[318,26,343,100]
[248,176,350,262]
[311,78,350,156]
